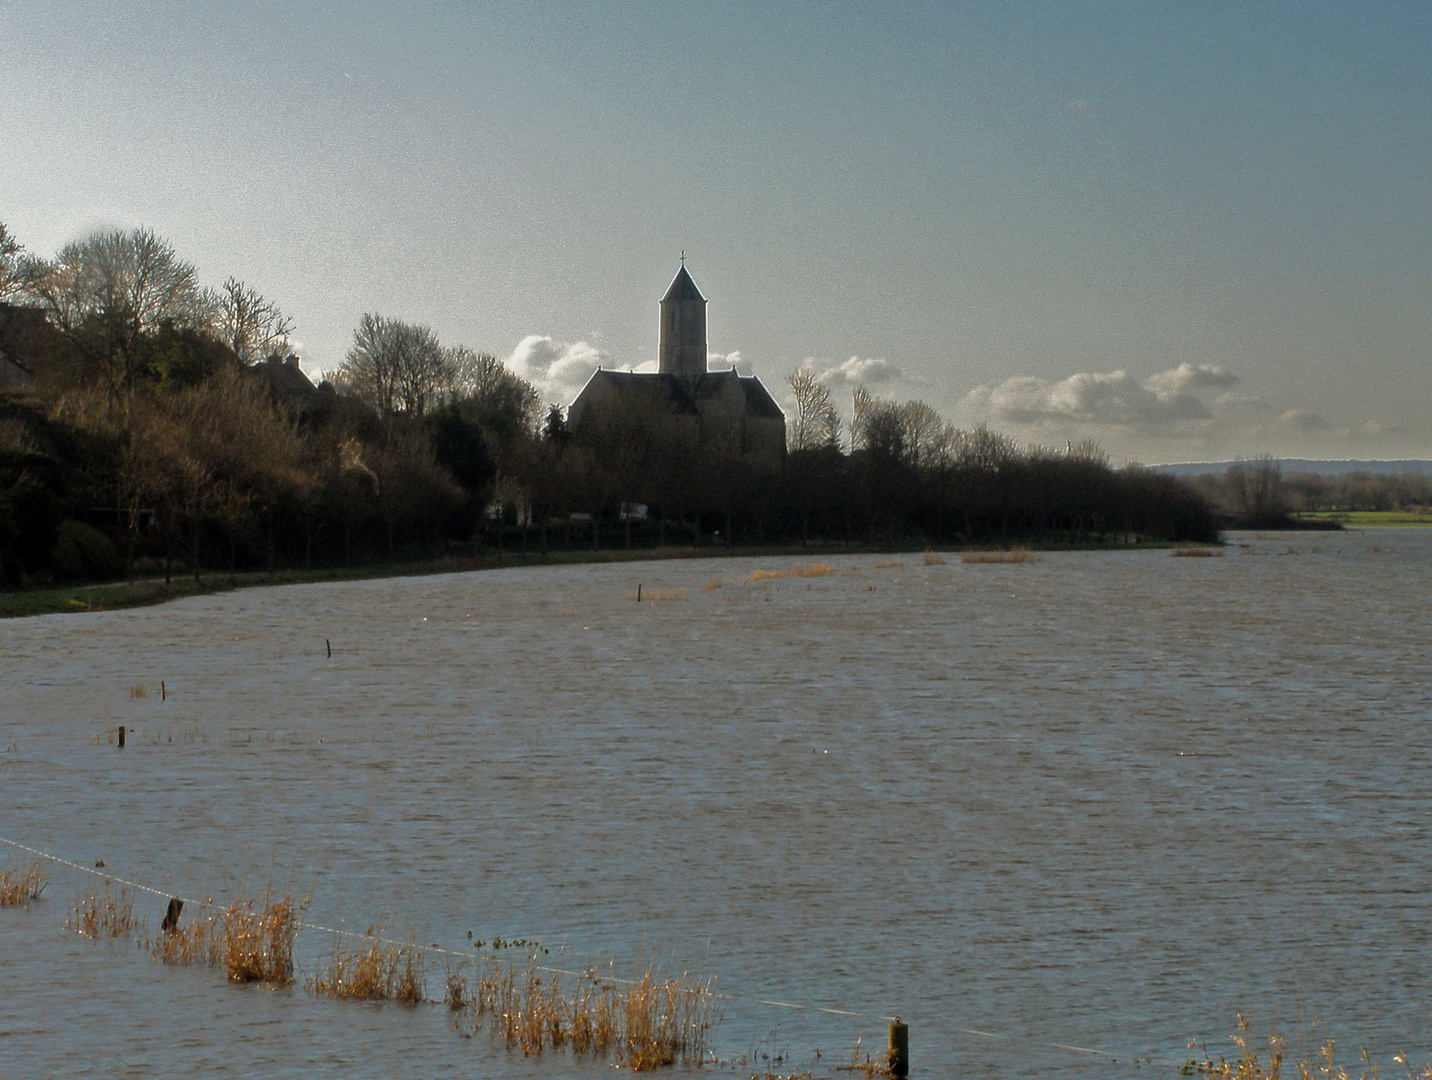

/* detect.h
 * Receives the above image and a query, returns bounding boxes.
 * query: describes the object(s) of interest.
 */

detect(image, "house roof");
[661,264,706,304]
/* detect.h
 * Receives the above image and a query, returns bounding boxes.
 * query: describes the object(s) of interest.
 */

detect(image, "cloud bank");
[507,335,620,404]
[964,363,1237,430]
[801,355,904,388]
[959,361,1414,459]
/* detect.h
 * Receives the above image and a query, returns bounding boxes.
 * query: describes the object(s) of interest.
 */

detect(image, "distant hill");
[1154,459,1432,478]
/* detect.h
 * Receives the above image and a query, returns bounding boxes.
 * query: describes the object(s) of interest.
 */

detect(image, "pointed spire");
[662,263,705,303]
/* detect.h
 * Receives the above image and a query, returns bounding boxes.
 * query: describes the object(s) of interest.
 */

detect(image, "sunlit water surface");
[2,530,1430,1078]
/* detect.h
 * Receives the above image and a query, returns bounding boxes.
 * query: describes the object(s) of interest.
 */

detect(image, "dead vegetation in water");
[872,561,903,569]
[1173,546,1224,558]
[961,549,1038,564]
[150,894,299,984]
[460,960,717,1070]
[65,882,136,937]
[747,563,836,582]
[0,859,46,906]
[1183,1015,1432,1079]
[922,551,946,565]
[309,932,427,1003]
[631,587,686,602]
[702,578,726,591]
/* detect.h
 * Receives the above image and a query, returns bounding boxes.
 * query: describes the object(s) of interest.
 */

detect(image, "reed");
[747,563,836,581]
[0,859,46,906]
[222,895,298,984]
[630,587,685,601]
[150,894,298,985]
[129,684,148,698]
[445,962,470,1009]
[702,578,725,591]
[1173,546,1224,557]
[961,549,1038,564]
[873,561,904,569]
[922,551,946,565]
[65,883,136,937]
[309,933,427,1003]
[1183,1016,1432,1080]
[467,961,716,1070]
[151,898,225,966]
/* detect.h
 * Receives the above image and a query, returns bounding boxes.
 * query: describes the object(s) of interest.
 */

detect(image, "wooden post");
[637,583,642,602]
[117,725,125,749]
[326,638,332,659]
[888,1019,909,1077]
[161,680,166,702]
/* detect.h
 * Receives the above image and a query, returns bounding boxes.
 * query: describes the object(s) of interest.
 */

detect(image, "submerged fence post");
[117,725,125,749]
[637,584,642,602]
[161,680,166,702]
[326,638,332,659]
[888,1019,909,1077]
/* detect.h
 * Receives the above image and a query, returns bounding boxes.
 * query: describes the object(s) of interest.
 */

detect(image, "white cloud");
[806,355,903,388]
[1144,362,1238,397]
[962,363,1236,430]
[1273,408,1332,433]
[708,350,753,375]
[507,335,618,404]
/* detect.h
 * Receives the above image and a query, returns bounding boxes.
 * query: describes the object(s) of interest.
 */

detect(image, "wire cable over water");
[3,833,1179,1068]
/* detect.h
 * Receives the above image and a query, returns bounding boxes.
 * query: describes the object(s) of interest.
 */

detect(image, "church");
[566,264,786,465]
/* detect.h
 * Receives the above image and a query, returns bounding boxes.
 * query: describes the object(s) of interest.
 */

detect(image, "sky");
[2,1,1429,463]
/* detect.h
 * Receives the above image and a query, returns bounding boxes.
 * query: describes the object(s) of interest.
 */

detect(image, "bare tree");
[951,424,1016,471]
[898,400,944,467]
[211,277,294,364]
[339,314,449,419]
[849,386,908,458]
[445,346,542,437]
[0,223,27,302]
[786,365,842,451]
[25,228,207,394]
[1226,453,1284,522]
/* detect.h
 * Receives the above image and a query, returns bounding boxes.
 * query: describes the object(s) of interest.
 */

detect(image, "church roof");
[575,368,784,421]
[661,264,706,303]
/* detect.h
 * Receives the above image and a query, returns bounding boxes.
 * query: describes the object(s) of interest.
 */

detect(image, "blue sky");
[3,1,1428,461]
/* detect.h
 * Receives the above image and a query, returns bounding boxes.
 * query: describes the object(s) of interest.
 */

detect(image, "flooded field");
[2,530,1430,1078]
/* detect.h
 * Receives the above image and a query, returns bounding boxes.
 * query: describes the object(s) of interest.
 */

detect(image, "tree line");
[1185,455,1431,525]
[0,220,1216,588]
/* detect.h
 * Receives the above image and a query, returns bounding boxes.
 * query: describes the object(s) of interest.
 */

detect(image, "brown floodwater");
[2,529,1430,1078]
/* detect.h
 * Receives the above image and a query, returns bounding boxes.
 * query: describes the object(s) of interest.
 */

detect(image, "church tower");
[658,263,707,381]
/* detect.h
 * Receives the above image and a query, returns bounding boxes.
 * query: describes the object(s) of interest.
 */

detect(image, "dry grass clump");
[65,883,136,937]
[151,894,298,985]
[1183,1016,1432,1080]
[1173,546,1224,557]
[873,561,903,569]
[923,551,946,565]
[466,961,716,1069]
[445,962,470,1009]
[961,549,1038,564]
[631,587,685,602]
[129,684,148,698]
[309,933,427,1003]
[152,898,224,966]
[0,860,46,906]
[223,895,299,984]
[747,563,836,581]
[702,578,725,591]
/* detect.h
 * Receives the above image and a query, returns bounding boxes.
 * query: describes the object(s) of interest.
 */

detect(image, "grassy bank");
[0,535,1199,620]
[1295,510,1432,528]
